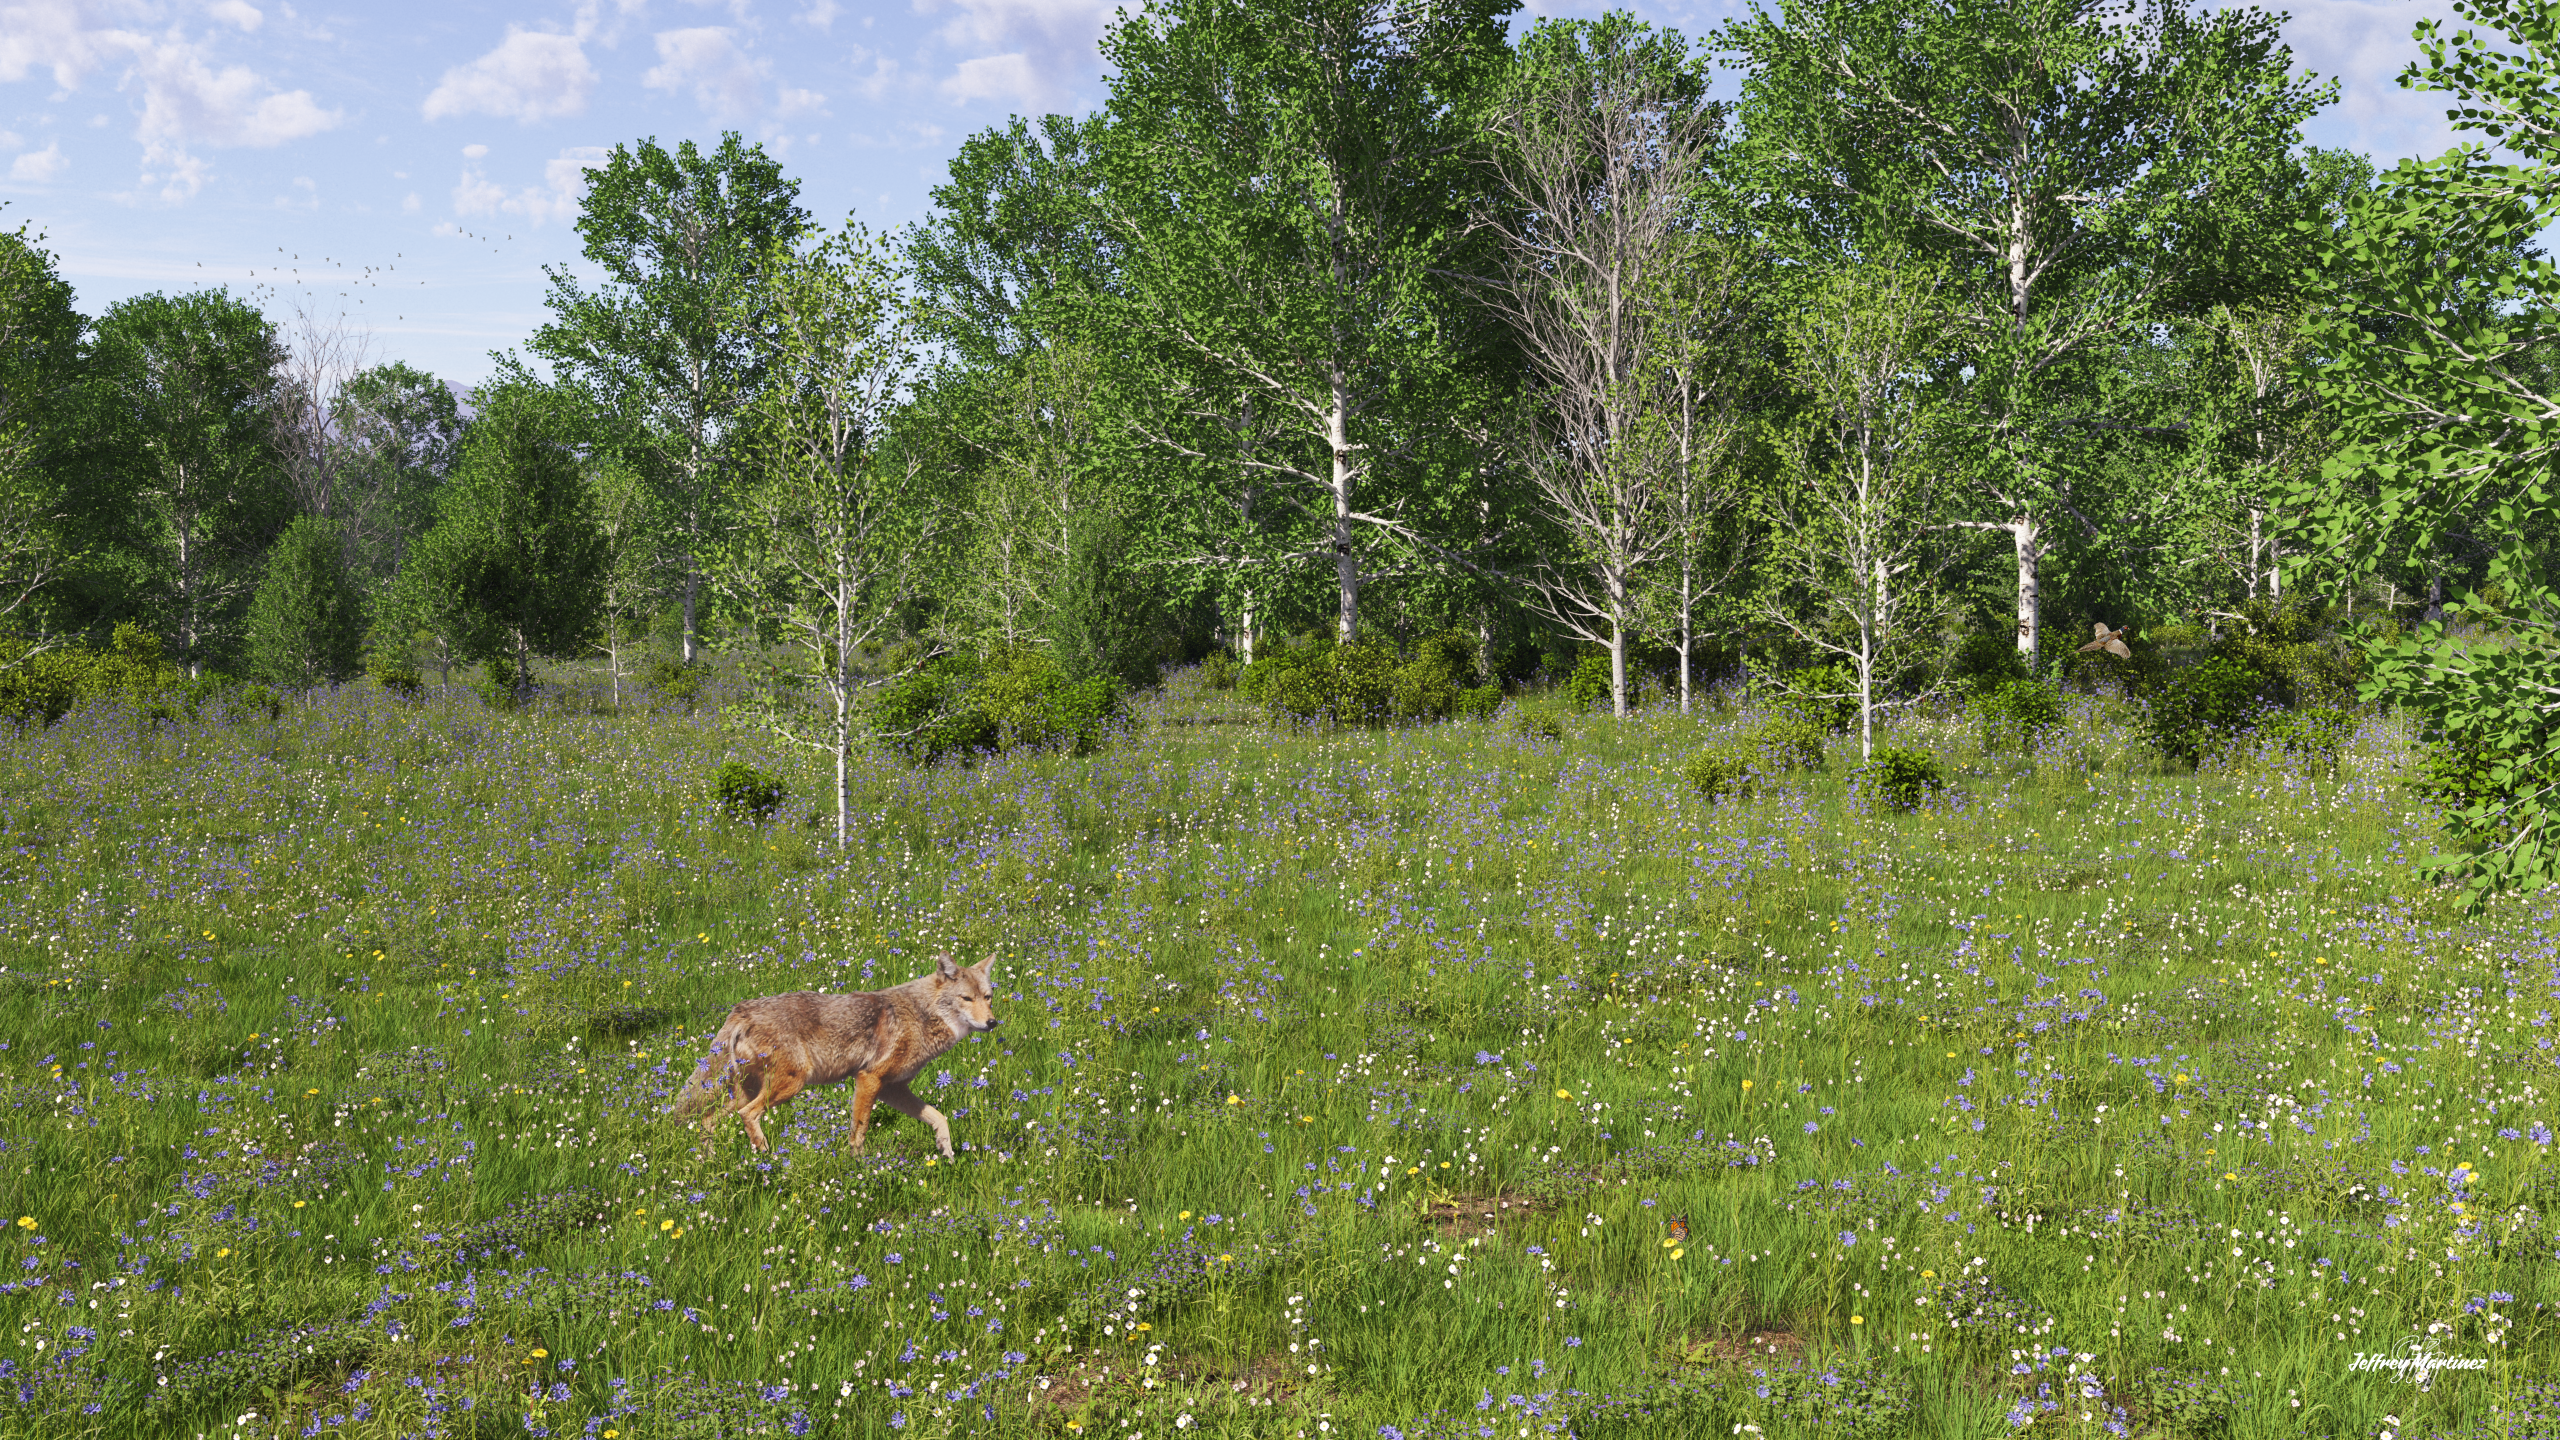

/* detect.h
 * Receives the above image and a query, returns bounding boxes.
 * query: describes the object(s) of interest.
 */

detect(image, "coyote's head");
[934,953,1003,1035]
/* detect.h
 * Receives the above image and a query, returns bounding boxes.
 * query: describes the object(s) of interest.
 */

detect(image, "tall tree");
[1483,15,1720,717]
[87,290,288,674]
[716,222,937,844]
[242,513,363,688]
[1758,257,1958,759]
[532,133,807,664]
[402,379,604,706]
[2297,0,2560,899]
[1095,0,1518,643]
[0,217,83,652]
[1721,0,2330,668]
[331,361,465,598]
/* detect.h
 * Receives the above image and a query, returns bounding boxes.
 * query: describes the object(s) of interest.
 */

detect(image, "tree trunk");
[2247,508,2262,601]
[1240,588,1256,666]
[835,575,853,847]
[681,571,701,666]
[1329,364,1359,644]
[1862,554,1882,761]
[1608,573,1628,719]
[2011,519,2041,673]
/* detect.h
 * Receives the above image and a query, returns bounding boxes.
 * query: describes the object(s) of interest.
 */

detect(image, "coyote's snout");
[666,953,1001,1158]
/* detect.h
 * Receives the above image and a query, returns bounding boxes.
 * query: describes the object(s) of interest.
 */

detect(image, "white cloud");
[777,86,826,119]
[401,190,420,212]
[0,0,149,90]
[920,0,1116,106]
[424,27,597,123]
[938,52,1041,105]
[137,149,209,202]
[8,142,67,181]
[2283,1,2466,165]
[0,130,19,150]
[644,27,769,118]
[126,36,340,148]
[795,0,839,28]
[462,142,488,158]
[205,0,262,32]
[453,145,605,228]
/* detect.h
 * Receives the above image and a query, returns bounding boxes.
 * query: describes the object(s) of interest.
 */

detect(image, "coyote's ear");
[935,952,961,980]
[972,955,998,984]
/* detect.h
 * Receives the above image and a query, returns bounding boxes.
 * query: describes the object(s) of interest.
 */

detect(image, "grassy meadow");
[0,669,2551,1439]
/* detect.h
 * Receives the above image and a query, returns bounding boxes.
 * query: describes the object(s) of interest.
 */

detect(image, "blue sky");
[0,0,2477,383]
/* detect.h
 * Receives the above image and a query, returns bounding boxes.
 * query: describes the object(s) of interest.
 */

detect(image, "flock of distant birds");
[190,225,519,322]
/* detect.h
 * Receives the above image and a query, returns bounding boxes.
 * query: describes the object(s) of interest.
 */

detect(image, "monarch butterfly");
[1667,1214,1689,1243]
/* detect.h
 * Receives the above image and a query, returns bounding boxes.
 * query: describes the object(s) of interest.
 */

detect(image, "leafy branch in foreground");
[2299,0,2560,901]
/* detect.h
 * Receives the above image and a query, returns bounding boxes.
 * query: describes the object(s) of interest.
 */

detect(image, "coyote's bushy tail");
[665,1025,739,1120]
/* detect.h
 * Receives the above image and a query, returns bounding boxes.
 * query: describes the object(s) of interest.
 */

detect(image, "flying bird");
[2079,622,2130,660]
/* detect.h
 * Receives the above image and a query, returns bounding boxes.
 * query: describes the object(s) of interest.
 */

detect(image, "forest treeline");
[0,0,2556,890]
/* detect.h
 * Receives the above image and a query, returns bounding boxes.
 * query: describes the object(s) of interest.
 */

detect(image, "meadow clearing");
[0,672,2549,1439]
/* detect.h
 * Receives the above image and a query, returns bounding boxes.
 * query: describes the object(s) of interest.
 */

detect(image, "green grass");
[0,670,2549,1439]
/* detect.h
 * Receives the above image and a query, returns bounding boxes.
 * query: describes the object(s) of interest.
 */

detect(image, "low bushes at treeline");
[867,649,1128,764]
[0,624,284,727]
[1236,630,1501,725]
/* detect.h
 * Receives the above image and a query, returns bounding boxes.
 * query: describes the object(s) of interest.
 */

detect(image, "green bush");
[1454,684,1503,722]
[644,656,707,706]
[1977,679,2064,753]
[1412,630,1482,688]
[1391,661,1458,722]
[366,638,423,699]
[1514,709,1564,741]
[1748,712,1827,772]
[1853,745,1947,812]
[868,651,1128,765]
[2219,597,2361,711]
[2140,655,2274,766]
[1949,628,2030,699]
[2255,706,2354,769]
[1563,653,1613,710]
[1198,651,1236,690]
[713,761,787,823]
[1686,750,1756,803]
[0,623,195,727]
[974,651,1124,755]
[1764,663,1856,731]
[1255,641,1398,726]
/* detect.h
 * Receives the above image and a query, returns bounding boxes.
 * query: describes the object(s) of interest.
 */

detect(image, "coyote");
[666,954,1001,1158]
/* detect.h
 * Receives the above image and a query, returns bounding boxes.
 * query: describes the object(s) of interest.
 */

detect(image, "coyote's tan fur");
[666,954,1001,1157]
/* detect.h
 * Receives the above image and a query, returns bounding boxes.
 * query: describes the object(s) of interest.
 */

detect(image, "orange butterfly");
[1667,1214,1690,1243]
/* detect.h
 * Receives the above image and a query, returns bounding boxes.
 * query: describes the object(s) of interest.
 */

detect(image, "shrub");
[974,651,1123,755]
[1949,627,2030,699]
[1764,662,1856,731]
[868,651,1128,765]
[366,640,423,699]
[714,761,787,823]
[1454,684,1503,721]
[1749,712,1827,772]
[2220,597,2361,710]
[1258,641,1397,726]
[1391,661,1458,722]
[644,656,707,706]
[1854,746,1946,811]
[2140,655,2274,766]
[1686,750,1756,803]
[0,624,205,727]
[2255,706,2353,769]
[1563,653,1613,710]
[1977,678,2065,752]
[1412,630,1482,687]
[1198,651,1236,690]
[1513,709,1564,741]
